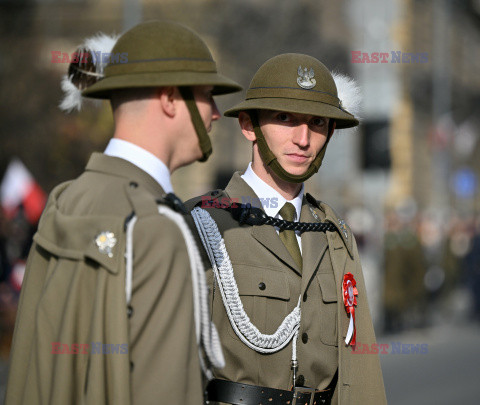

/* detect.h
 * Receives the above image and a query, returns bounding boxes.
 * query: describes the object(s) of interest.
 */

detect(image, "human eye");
[204,86,214,100]
[310,117,327,127]
[276,112,292,123]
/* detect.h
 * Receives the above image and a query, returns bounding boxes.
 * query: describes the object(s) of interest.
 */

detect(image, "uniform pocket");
[225,265,292,339]
[234,265,290,300]
[316,272,338,346]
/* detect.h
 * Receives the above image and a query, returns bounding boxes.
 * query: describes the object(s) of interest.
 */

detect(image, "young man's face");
[257,110,330,176]
[193,85,220,133]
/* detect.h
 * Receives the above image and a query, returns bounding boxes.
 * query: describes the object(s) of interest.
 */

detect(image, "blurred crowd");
[382,206,480,333]
[0,208,35,360]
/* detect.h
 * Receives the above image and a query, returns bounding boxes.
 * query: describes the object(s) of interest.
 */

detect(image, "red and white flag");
[1,158,47,224]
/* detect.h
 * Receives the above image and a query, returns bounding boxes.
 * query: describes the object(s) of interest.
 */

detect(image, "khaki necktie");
[279,202,302,269]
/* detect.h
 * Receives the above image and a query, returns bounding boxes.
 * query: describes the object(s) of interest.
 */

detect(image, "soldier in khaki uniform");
[5,21,240,405]
[187,54,386,404]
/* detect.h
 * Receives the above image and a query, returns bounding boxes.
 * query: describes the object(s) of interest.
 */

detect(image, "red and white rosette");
[342,272,358,346]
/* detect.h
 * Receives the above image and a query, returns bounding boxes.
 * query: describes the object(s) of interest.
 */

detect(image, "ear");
[157,86,177,118]
[239,111,256,142]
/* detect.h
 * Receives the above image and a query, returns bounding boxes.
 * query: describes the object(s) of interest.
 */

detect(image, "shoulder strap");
[306,193,354,258]
[124,182,160,218]
[124,183,186,220]
[186,189,233,211]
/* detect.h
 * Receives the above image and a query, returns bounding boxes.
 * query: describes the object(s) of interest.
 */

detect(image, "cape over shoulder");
[5,165,196,405]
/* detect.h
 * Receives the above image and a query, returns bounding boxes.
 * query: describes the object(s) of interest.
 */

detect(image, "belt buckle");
[292,386,316,405]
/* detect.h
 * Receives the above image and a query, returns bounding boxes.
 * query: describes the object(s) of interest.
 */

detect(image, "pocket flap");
[231,265,290,300]
[317,272,338,303]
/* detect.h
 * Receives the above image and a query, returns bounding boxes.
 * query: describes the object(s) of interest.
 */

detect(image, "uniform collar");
[104,139,173,194]
[241,162,304,221]
[86,153,166,199]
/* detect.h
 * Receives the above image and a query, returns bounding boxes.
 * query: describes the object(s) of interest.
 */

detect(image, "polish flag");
[1,158,47,224]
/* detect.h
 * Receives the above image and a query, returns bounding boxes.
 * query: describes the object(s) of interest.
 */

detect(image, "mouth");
[285,153,310,163]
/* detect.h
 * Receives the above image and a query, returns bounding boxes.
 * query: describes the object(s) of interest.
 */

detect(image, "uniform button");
[302,332,308,344]
[127,305,134,318]
[258,282,266,291]
[295,375,305,387]
[129,181,138,188]
[130,361,134,372]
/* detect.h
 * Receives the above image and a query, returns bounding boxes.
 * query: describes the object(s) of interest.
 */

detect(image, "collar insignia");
[95,231,117,258]
[338,219,348,239]
[309,205,320,221]
[297,66,316,89]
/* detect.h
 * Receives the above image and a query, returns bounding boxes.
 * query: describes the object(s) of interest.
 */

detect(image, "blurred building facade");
[344,0,480,329]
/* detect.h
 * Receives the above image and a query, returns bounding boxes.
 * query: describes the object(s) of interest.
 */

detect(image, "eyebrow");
[265,111,328,120]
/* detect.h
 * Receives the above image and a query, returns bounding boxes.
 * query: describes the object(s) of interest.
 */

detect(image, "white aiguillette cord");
[191,207,302,378]
[125,205,224,380]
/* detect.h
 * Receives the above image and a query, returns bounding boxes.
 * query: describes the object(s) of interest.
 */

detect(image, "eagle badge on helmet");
[297,66,316,89]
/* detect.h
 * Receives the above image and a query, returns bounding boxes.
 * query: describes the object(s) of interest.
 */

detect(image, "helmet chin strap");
[178,87,212,162]
[249,111,333,184]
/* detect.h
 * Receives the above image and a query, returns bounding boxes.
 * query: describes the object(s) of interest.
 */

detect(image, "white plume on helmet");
[84,33,119,76]
[59,33,119,112]
[332,72,362,127]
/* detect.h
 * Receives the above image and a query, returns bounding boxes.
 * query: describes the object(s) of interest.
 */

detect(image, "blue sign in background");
[452,168,477,198]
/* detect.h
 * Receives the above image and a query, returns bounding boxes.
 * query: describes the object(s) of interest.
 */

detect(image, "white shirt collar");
[241,162,304,221]
[104,138,173,194]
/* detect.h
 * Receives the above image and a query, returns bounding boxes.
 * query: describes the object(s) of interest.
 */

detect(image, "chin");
[283,164,309,176]
[289,171,309,178]
[177,151,203,168]
[190,147,203,161]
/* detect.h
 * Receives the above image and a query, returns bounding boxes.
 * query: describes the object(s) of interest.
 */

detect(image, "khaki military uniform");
[187,172,386,404]
[6,153,203,405]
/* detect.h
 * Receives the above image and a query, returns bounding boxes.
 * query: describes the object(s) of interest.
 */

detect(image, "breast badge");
[95,231,117,258]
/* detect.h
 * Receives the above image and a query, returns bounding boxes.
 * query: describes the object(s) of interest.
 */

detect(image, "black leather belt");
[206,379,334,405]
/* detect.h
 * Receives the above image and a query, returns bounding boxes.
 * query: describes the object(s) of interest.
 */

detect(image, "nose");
[211,100,221,121]
[293,123,310,148]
